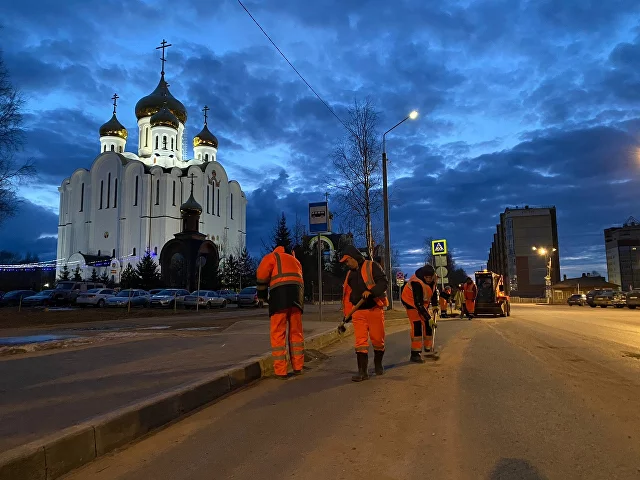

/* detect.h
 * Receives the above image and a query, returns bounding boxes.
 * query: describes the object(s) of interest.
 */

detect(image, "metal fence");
[509,297,549,304]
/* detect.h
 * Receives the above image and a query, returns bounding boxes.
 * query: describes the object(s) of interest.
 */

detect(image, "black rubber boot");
[373,350,384,375]
[351,352,370,382]
[293,369,303,375]
[410,351,425,363]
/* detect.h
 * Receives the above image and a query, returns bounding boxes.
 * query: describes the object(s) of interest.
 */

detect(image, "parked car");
[217,289,239,304]
[612,292,627,308]
[0,290,36,307]
[53,281,105,304]
[183,290,228,309]
[105,289,150,308]
[592,291,625,308]
[626,290,640,309]
[21,290,57,307]
[75,288,116,307]
[148,289,164,296]
[149,289,190,308]
[586,289,613,308]
[567,294,587,306]
[238,286,260,307]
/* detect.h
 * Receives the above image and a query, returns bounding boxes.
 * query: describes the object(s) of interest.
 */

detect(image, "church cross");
[111,93,119,115]
[188,173,196,194]
[203,105,209,125]
[156,39,172,74]
[325,191,330,202]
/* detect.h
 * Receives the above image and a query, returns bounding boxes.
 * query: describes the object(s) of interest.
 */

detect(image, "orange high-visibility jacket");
[342,260,389,314]
[463,282,477,300]
[401,274,435,313]
[256,246,304,314]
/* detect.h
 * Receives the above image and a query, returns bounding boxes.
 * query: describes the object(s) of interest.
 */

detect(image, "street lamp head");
[409,110,418,120]
[532,246,537,251]
[552,248,557,252]
[538,248,547,255]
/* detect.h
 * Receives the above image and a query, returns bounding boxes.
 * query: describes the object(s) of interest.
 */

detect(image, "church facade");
[56,42,247,283]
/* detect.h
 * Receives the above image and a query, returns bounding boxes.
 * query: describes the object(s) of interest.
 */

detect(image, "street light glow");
[409,110,418,120]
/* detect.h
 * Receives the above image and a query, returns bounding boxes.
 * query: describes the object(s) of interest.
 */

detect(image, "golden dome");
[150,106,179,129]
[180,191,202,215]
[135,74,187,124]
[193,123,219,149]
[99,114,128,140]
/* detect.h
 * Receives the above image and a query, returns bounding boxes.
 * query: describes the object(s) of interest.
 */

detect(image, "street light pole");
[532,246,556,300]
[382,110,418,310]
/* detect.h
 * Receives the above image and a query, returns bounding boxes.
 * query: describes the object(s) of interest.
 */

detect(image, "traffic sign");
[442,277,449,284]
[396,271,404,280]
[435,266,448,278]
[435,255,447,267]
[396,278,405,287]
[432,239,447,256]
[309,202,329,233]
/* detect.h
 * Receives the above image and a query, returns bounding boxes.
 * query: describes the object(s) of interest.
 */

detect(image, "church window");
[118,145,123,153]
[172,181,176,206]
[171,138,174,150]
[230,193,234,219]
[111,144,115,151]
[206,186,210,214]
[162,135,167,150]
[107,173,111,208]
[205,154,209,161]
[98,250,101,256]
[103,145,107,152]
[134,176,139,206]
[154,247,158,255]
[211,185,215,213]
[132,247,136,256]
[100,181,104,209]
[197,153,201,160]
[80,183,84,212]
[112,249,116,258]
[217,189,220,216]
[145,127,149,147]
[114,179,118,208]
[156,179,160,205]
[155,136,159,149]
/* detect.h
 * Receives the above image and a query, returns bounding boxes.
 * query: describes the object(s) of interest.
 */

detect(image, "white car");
[183,290,228,309]
[75,288,116,307]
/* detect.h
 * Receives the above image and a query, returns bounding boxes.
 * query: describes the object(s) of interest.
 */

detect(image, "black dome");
[99,114,128,139]
[150,106,179,129]
[180,191,202,215]
[135,74,187,124]
[193,123,218,149]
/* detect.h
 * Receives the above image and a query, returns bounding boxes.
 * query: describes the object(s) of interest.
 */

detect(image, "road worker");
[454,284,465,318]
[256,243,305,379]
[439,285,451,318]
[340,245,388,382]
[401,265,439,363]
[463,276,478,319]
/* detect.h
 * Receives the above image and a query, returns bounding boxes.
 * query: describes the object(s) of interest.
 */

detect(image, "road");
[64,305,640,480]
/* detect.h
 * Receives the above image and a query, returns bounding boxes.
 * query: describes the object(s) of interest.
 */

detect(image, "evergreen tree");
[99,271,113,288]
[271,212,293,251]
[58,264,70,281]
[220,254,240,290]
[238,247,256,287]
[135,251,160,290]
[90,268,100,282]
[72,265,82,281]
[120,264,138,289]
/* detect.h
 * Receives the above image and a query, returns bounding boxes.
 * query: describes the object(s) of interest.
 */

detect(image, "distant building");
[487,206,560,297]
[604,217,640,291]
[551,273,619,303]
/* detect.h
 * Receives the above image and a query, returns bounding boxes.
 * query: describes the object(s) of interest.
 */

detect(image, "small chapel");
[56,40,247,283]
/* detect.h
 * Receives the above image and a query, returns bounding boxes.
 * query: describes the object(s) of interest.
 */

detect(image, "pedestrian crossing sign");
[431,239,447,256]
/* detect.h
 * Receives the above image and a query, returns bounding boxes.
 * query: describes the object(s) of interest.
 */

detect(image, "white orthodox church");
[56,42,247,283]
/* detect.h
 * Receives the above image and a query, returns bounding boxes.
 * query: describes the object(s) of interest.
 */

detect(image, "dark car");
[238,286,260,307]
[0,290,37,307]
[586,289,613,308]
[21,290,57,307]
[567,294,586,306]
[592,290,624,308]
[626,290,640,309]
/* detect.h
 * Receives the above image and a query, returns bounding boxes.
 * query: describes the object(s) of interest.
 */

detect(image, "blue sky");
[2,0,640,278]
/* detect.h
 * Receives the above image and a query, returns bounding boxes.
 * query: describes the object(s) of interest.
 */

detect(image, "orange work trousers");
[465,299,475,314]
[270,306,304,376]
[406,308,433,352]
[352,307,385,353]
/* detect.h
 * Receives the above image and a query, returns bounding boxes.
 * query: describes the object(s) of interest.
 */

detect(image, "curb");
[0,324,354,480]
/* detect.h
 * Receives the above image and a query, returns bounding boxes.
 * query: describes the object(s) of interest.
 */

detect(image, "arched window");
[134,176,139,206]
[197,153,201,160]
[132,247,136,256]
[145,127,149,147]
[112,249,116,258]
[171,138,174,150]
[110,144,115,151]
[206,186,210,214]
[154,246,158,255]
[230,193,234,219]
[118,145,123,153]
[156,179,160,205]
[114,178,118,208]
[103,145,107,152]
[98,250,101,256]
[162,135,167,150]
[205,153,209,161]
[107,173,111,208]
[80,183,84,212]
[99,181,104,209]
[155,136,159,149]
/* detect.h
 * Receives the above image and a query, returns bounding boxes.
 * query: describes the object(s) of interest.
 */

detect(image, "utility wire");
[236,0,350,132]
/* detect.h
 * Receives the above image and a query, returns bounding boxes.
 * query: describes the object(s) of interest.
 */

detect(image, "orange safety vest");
[463,282,477,300]
[343,260,389,310]
[256,246,303,292]
[401,274,434,310]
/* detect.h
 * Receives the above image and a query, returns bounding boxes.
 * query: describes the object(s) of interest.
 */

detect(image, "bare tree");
[331,98,382,259]
[0,50,35,226]
[292,213,307,248]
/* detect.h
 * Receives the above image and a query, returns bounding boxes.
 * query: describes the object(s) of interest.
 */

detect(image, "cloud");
[0,199,58,260]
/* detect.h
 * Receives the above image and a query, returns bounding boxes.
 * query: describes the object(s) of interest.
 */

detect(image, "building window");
[112,248,116,258]
[155,136,159,149]
[171,138,174,150]
[206,186,210,214]
[217,189,220,216]
[230,193,233,219]
[172,181,176,206]
[100,180,104,209]
[132,247,136,256]
[205,153,209,161]
[80,183,84,212]
[114,178,118,208]
[118,145,123,153]
[211,186,215,213]
[154,246,158,255]
[134,176,139,206]
[162,135,167,150]
[145,127,149,147]
[103,145,107,152]
[107,173,111,208]
[111,144,115,151]
[156,179,160,205]
[98,250,101,256]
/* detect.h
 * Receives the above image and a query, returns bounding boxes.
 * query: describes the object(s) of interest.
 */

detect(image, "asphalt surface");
[64,305,640,480]
[0,305,346,452]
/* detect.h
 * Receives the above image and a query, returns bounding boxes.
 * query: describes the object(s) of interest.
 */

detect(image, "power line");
[236,0,349,132]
